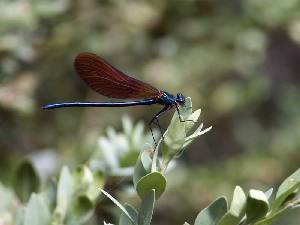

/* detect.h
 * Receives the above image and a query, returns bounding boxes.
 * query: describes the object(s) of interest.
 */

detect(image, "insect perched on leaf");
[43,53,189,144]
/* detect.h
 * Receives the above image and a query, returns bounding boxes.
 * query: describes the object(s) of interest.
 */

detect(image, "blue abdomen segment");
[43,98,157,109]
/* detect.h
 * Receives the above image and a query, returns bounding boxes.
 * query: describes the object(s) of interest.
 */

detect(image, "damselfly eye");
[176,93,185,104]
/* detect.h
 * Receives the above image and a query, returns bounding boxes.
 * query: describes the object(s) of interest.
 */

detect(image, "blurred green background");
[0,0,300,224]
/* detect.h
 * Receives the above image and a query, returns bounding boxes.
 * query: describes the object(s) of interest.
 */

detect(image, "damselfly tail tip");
[42,105,52,110]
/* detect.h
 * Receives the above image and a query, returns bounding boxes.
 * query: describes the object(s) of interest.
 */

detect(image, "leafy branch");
[1,98,299,225]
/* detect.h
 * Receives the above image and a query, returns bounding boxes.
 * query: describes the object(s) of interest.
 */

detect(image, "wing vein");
[74,53,159,99]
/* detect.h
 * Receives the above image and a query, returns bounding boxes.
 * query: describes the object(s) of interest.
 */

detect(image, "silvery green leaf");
[107,127,118,140]
[122,116,133,137]
[217,186,246,225]
[0,182,18,212]
[54,166,74,220]
[292,204,300,209]
[138,189,155,225]
[245,189,269,223]
[181,97,193,119]
[132,121,145,147]
[136,172,166,200]
[110,167,134,177]
[265,188,273,200]
[194,196,228,225]
[24,194,50,225]
[87,171,105,200]
[158,97,211,170]
[140,144,153,171]
[104,222,114,225]
[100,189,136,225]
[272,168,300,211]
[15,207,25,225]
[69,194,94,224]
[73,165,94,192]
[13,160,40,203]
[119,204,138,225]
[98,137,119,169]
[165,111,186,145]
[133,147,152,188]
[185,108,201,132]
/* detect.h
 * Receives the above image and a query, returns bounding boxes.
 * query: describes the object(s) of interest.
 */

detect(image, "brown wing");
[74,53,159,99]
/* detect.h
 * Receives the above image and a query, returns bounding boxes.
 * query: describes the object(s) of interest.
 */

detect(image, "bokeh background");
[0,0,300,224]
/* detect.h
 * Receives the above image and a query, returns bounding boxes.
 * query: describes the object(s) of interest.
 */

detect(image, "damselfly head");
[176,93,186,105]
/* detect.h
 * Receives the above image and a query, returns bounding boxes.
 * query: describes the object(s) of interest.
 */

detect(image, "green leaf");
[131,121,145,147]
[229,186,247,217]
[15,207,25,225]
[100,189,136,225]
[272,168,300,211]
[179,97,195,133]
[160,98,195,163]
[218,186,246,225]
[265,188,273,199]
[70,194,94,224]
[133,148,151,188]
[119,204,138,225]
[163,109,186,149]
[123,116,133,137]
[125,204,138,224]
[194,196,228,225]
[138,189,155,225]
[73,165,105,201]
[24,193,50,225]
[253,202,296,225]
[88,170,105,200]
[120,213,134,225]
[44,178,57,212]
[140,145,153,171]
[13,160,40,203]
[245,189,269,223]
[0,182,18,212]
[159,97,211,169]
[54,166,74,221]
[73,165,94,191]
[104,222,115,225]
[136,172,166,200]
